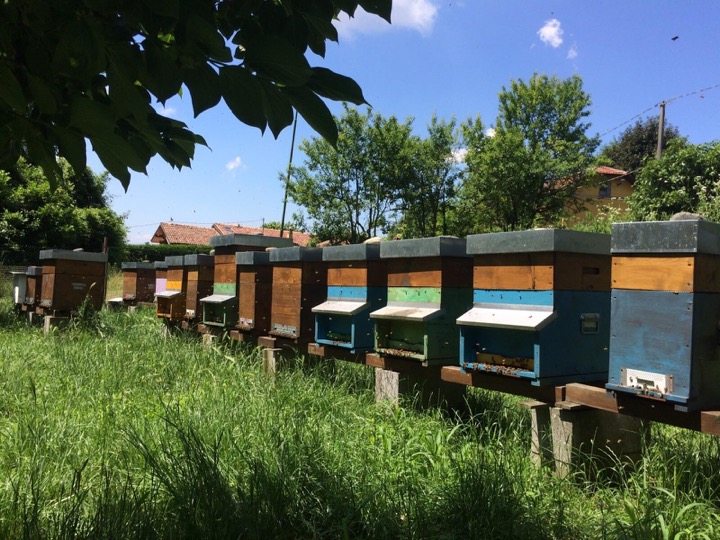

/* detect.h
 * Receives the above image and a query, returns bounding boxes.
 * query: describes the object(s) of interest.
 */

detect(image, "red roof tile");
[213,223,312,247]
[151,223,216,245]
[595,166,628,176]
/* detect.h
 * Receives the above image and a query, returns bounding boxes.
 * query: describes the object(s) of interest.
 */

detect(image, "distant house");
[572,166,634,219]
[151,222,311,247]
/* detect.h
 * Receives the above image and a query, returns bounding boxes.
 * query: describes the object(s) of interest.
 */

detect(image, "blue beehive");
[458,229,611,386]
[606,220,720,412]
[312,243,387,353]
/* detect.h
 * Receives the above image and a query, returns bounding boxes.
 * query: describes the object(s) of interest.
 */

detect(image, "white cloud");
[451,148,467,163]
[226,156,243,171]
[157,105,177,117]
[485,127,496,138]
[567,44,578,59]
[336,0,438,39]
[538,19,563,48]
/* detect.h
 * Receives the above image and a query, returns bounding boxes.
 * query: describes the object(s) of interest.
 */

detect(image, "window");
[598,181,610,199]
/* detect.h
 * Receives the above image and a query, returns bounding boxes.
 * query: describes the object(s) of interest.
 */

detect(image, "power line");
[126,218,266,229]
[598,82,720,139]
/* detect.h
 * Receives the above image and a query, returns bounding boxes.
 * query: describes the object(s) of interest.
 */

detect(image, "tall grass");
[1,306,720,538]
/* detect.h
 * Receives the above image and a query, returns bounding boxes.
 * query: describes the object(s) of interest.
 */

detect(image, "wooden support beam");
[366,353,442,378]
[440,366,558,403]
[307,343,365,364]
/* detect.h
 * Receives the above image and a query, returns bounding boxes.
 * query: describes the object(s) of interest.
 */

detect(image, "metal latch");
[580,313,600,334]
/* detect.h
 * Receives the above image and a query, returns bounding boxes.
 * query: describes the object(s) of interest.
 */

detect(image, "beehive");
[606,220,720,411]
[457,229,611,385]
[235,251,273,337]
[22,266,43,312]
[154,261,168,295]
[312,243,388,353]
[183,254,214,320]
[11,271,27,307]
[121,262,155,304]
[268,247,326,343]
[38,250,107,313]
[155,255,185,321]
[201,234,292,329]
[370,237,473,364]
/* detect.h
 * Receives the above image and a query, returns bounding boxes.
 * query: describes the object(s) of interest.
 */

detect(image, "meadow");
[1,292,720,538]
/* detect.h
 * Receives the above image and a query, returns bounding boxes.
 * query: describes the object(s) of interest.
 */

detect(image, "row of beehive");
[10,221,718,413]
[143,220,720,412]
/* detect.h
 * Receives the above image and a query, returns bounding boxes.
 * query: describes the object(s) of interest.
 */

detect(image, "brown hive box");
[39,250,107,313]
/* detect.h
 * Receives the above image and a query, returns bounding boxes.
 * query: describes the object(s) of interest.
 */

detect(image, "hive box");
[234,251,273,337]
[183,254,214,320]
[155,255,186,321]
[201,234,292,329]
[606,220,720,411]
[312,243,388,353]
[268,247,326,343]
[23,266,43,312]
[154,261,168,295]
[11,271,27,307]
[38,250,107,313]
[121,262,155,304]
[370,237,473,364]
[457,229,611,386]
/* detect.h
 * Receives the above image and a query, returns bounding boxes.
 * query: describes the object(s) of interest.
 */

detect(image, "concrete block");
[43,315,69,334]
[374,368,467,411]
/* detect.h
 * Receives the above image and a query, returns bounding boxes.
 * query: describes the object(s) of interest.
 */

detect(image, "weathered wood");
[387,257,472,288]
[42,259,105,276]
[612,254,720,292]
[441,366,558,402]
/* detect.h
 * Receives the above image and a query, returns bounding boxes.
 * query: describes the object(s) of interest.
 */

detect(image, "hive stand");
[258,246,327,370]
[200,233,293,336]
[229,251,273,347]
[458,229,612,386]
[310,242,388,363]
[607,220,720,412]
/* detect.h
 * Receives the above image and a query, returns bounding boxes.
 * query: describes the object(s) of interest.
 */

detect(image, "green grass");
[0,303,720,538]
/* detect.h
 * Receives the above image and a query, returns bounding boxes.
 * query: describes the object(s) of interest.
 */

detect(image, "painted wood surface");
[236,266,272,335]
[387,257,473,288]
[612,254,720,292]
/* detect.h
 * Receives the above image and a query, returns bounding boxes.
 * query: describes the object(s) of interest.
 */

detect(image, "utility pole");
[655,101,666,159]
[280,112,299,239]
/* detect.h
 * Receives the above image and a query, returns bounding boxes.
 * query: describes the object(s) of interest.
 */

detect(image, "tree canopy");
[0,0,391,189]
[600,116,681,173]
[0,159,127,261]
[459,74,599,232]
[628,138,720,221]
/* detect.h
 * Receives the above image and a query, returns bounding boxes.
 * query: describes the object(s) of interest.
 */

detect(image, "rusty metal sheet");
[457,303,556,330]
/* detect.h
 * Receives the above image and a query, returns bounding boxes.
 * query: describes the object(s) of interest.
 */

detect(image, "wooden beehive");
[38,250,107,313]
[235,251,273,337]
[370,237,472,364]
[121,262,155,304]
[312,243,387,353]
[268,247,326,343]
[154,261,168,295]
[22,266,43,312]
[458,229,611,386]
[155,255,186,321]
[202,234,293,329]
[606,220,720,411]
[183,254,214,320]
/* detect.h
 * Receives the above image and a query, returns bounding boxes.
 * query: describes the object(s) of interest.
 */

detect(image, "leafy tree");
[600,116,681,173]
[459,74,599,232]
[0,159,126,261]
[0,0,391,188]
[628,138,720,221]
[391,116,462,238]
[289,106,412,244]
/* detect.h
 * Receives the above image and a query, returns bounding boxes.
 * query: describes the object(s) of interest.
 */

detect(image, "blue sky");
[100,1,720,243]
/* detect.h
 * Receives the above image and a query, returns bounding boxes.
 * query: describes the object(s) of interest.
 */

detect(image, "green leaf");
[283,86,337,147]
[27,75,57,115]
[307,68,367,105]
[220,66,267,132]
[70,97,116,137]
[244,35,312,86]
[0,64,27,112]
[140,39,182,103]
[93,140,131,190]
[52,126,87,174]
[359,0,393,22]
[258,80,294,138]
[186,16,232,62]
[182,63,222,117]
